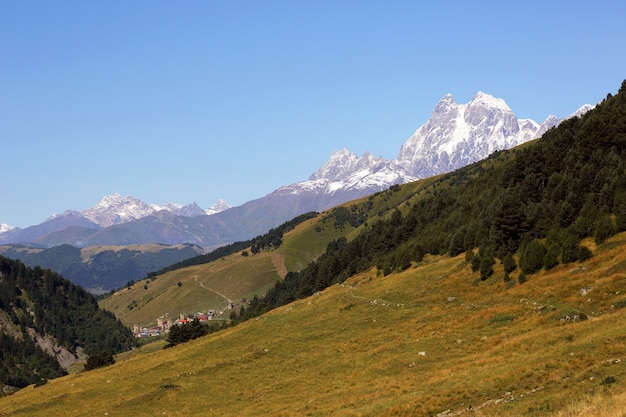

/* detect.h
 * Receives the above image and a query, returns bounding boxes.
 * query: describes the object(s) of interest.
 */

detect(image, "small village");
[132,306,233,338]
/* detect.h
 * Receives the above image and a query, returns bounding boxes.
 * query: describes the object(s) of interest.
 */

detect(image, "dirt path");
[192,274,233,304]
[271,254,288,279]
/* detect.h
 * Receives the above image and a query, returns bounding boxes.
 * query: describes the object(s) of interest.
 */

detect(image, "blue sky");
[2,1,625,228]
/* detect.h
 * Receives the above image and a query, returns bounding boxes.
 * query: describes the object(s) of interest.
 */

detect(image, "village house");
[132,309,221,337]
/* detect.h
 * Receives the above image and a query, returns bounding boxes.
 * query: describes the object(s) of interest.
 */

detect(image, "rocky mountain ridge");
[0,92,592,248]
[72,193,231,228]
[271,91,592,200]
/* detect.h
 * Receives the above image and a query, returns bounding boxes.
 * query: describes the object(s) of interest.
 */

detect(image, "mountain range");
[2,80,622,414]
[0,92,592,248]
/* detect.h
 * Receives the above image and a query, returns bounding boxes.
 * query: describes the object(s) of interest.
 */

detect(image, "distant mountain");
[235,92,591,228]
[397,92,559,177]
[270,149,417,209]
[0,243,204,291]
[0,211,100,247]
[0,92,592,249]
[82,193,155,227]
[82,193,231,227]
[205,199,232,215]
[0,195,231,247]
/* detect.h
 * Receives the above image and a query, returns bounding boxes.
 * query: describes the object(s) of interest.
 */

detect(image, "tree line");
[231,80,626,323]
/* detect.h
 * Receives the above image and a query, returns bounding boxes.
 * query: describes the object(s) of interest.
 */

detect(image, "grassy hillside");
[3,231,626,415]
[99,180,432,328]
[98,212,355,327]
[100,250,280,326]
[232,82,626,323]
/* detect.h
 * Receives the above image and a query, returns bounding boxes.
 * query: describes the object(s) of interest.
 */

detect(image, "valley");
[1,81,624,415]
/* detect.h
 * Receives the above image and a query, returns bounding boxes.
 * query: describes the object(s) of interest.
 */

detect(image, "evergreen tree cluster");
[164,319,227,348]
[0,255,136,389]
[232,80,626,323]
[83,350,115,371]
[0,331,65,390]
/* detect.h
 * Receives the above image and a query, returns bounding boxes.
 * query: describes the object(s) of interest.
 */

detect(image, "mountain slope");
[3,233,626,415]
[0,194,231,247]
[235,81,625,321]
[0,256,136,392]
[101,81,622,326]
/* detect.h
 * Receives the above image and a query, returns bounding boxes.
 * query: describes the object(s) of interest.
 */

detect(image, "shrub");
[502,253,517,274]
[594,215,617,244]
[520,239,546,274]
[543,242,560,270]
[471,254,481,272]
[577,246,593,261]
[84,351,115,371]
[490,314,515,325]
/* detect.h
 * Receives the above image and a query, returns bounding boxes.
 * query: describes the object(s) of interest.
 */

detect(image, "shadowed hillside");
[0,256,136,393]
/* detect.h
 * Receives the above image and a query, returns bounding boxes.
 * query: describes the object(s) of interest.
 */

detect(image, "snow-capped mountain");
[205,199,232,215]
[78,193,230,227]
[0,224,14,234]
[396,91,562,178]
[1,90,592,249]
[152,202,206,218]
[0,193,231,245]
[82,193,156,227]
[275,92,573,202]
[284,91,592,199]
[274,149,416,199]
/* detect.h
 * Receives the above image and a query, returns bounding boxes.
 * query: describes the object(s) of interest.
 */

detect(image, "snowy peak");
[309,149,391,183]
[433,93,457,114]
[80,193,231,227]
[170,203,207,218]
[83,193,155,227]
[571,104,595,118]
[309,149,359,181]
[206,199,231,215]
[396,91,592,179]
[305,91,594,197]
[0,223,14,234]
[468,91,511,111]
[278,148,416,202]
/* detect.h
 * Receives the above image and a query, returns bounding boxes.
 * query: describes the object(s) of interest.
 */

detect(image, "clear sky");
[2,1,625,228]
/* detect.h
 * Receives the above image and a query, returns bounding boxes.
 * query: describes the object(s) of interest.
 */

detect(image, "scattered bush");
[84,351,115,371]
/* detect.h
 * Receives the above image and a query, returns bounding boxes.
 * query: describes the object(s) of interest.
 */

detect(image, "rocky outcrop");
[26,328,84,371]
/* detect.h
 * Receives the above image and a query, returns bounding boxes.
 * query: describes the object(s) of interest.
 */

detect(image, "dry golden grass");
[551,391,626,417]
[4,233,626,416]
